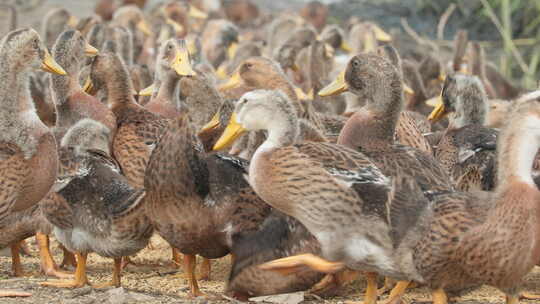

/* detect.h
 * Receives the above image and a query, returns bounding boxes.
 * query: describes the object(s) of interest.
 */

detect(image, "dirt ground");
[1,236,540,304]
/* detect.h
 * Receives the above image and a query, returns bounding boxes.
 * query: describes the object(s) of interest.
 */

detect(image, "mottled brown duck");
[0,28,66,298]
[428,74,498,191]
[40,119,152,289]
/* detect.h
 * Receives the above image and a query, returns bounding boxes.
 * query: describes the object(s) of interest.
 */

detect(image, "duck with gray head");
[50,29,116,144]
[40,119,152,289]
[0,28,66,298]
[428,73,498,192]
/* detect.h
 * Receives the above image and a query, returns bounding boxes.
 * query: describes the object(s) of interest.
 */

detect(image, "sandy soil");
[1,235,540,304]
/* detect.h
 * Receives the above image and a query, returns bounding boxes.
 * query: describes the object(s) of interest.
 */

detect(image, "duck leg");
[0,290,32,297]
[309,269,360,296]
[377,277,395,295]
[343,272,378,304]
[198,258,211,281]
[432,288,448,304]
[93,258,122,288]
[171,247,182,268]
[36,232,73,278]
[40,252,88,288]
[59,244,77,269]
[520,292,540,300]
[384,280,410,304]
[258,253,345,275]
[184,254,205,297]
[10,242,24,277]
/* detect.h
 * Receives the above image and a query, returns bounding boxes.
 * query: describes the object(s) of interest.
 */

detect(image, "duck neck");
[0,57,34,115]
[497,117,540,187]
[51,69,81,106]
[260,111,299,151]
[341,76,402,150]
[450,95,487,129]
[104,67,136,107]
[155,70,180,106]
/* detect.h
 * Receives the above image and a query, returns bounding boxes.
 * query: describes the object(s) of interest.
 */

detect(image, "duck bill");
[41,51,67,75]
[427,98,447,123]
[213,113,246,151]
[199,112,220,135]
[438,73,446,82]
[227,42,238,59]
[215,65,228,80]
[138,84,155,96]
[84,43,99,57]
[295,87,310,100]
[403,83,414,95]
[82,77,94,94]
[219,71,241,90]
[373,25,392,42]
[189,5,208,19]
[171,48,196,76]
[67,15,79,28]
[318,71,348,97]
[137,19,153,36]
[425,95,441,107]
[166,18,184,35]
[341,40,352,52]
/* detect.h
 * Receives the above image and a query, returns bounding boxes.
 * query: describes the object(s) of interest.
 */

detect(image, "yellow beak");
[290,63,300,72]
[425,95,442,107]
[84,43,99,57]
[166,18,184,34]
[82,77,94,94]
[438,73,446,82]
[138,84,155,96]
[213,113,247,151]
[41,51,67,75]
[171,48,196,76]
[427,96,447,122]
[215,65,228,80]
[318,71,348,97]
[341,40,352,52]
[137,19,153,36]
[189,5,208,19]
[295,87,310,100]
[227,42,238,60]
[219,71,241,90]
[199,112,220,135]
[67,15,79,28]
[373,25,392,42]
[403,83,415,95]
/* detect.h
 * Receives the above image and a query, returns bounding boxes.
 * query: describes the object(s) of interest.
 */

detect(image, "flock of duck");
[1,0,540,303]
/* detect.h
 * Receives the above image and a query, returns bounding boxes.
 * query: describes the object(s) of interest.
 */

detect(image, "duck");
[318,51,454,302]
[320,24,352,54]
[222,0,260,27]
[42,8,78,50]
[274,26,318,76]
[142,38,195,118]
[229,88,540,304]
[299,1,328,32]
[159,0,208,39]
[111,5,153,64]
[428,74,498,191]
[200,19,239,69]
[40,119,152,289]
[85,51,167,189]
[348,21,392,54]
[0,28,66,298]
[144,88,271,298]
[211,89,395,304]
[50,29,116,143]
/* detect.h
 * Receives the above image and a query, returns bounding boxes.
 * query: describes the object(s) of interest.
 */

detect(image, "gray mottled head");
[61,118,111,155]
[86,23,106,53]
[442,73,488,128]
[235,89,299,145]
[110,26,134,66]
[0,28,50,72]
[52,30,87,75]
[113,5,145,28]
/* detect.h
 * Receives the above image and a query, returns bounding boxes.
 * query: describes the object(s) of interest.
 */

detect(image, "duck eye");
[352,59,360,68]
[245,63,253,69]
